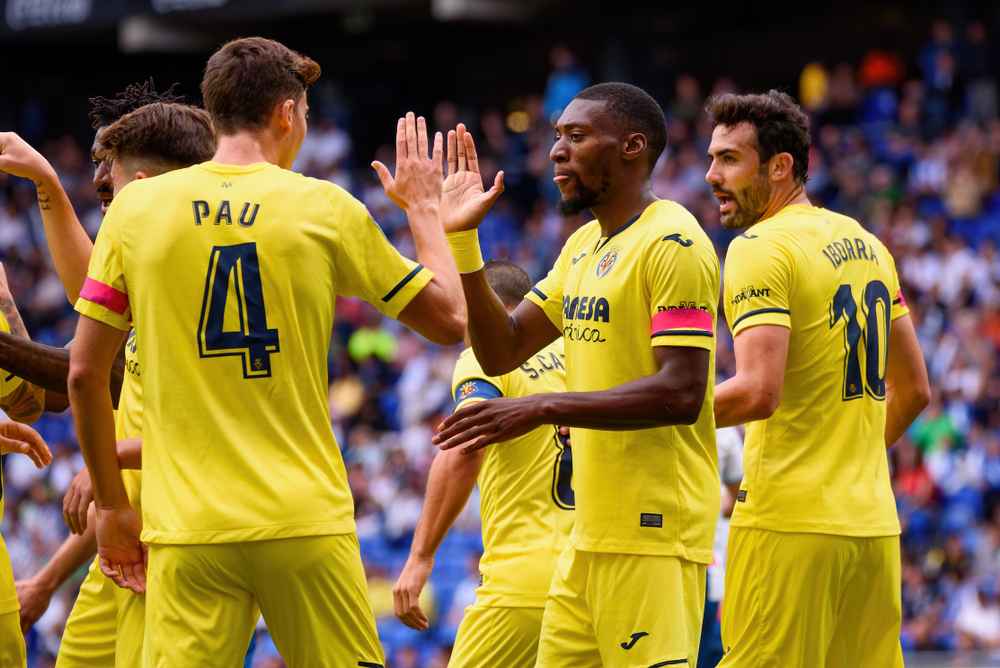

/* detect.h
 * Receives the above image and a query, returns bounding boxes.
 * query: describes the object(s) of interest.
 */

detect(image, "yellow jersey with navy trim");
[116,329,142,518]
[724,204,907,537]
[0,311,24,615]
[525,199,720,561]
[453,338,573,608]
[76,161,433,544]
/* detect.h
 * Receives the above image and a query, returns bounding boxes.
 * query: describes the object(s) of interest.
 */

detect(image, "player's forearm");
[68,370,127,508]
[714,375,779,428]
[33,521,97,592]
[884,385,929,448]
[406,203,466,344]
[410,448,483,559]
[0,335,123,410]
[463,271,534,376]
[32,170,93,304]
[117,438,142,470]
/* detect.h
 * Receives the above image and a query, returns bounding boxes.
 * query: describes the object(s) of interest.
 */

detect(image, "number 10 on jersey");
[198,243,280,379]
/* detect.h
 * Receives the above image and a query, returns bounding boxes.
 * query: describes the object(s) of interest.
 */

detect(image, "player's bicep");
[732,324,790,413]
[885,314,929,401]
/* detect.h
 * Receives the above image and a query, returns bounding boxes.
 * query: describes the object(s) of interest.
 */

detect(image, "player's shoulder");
[453,347,495,383]
[641,199,712,250]
[564,219,602,249]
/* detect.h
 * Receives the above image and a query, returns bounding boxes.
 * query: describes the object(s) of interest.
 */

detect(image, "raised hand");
[393,555,434,631]
[0,419,50,468]
[372,112,443,213]
[441,124,504,233]
[63,466,94,535]
[97,504,147,594]
[0,132,54,184]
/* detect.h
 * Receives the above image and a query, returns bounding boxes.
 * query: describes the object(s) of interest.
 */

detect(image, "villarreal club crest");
[596,244,622,279]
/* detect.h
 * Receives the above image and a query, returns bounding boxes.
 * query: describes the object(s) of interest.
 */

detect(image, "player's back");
[96,161,430,544]
[724,204,906,537]
[452,338,573,606]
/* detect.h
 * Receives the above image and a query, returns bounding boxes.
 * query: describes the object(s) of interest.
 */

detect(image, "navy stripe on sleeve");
[382,265,425,302]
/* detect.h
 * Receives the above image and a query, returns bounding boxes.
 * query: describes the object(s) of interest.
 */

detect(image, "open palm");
[441,124,504,233]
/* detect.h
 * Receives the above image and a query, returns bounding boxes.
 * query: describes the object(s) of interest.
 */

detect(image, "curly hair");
[704,90,812,186]
[89,78,184,130]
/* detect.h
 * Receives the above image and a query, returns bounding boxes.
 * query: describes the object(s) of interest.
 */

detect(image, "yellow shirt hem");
[141,519,357,545]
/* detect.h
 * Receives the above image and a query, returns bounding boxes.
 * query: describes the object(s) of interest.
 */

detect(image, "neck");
[752,183,811,227]
[212,132,280,168]
[590,180,659,237]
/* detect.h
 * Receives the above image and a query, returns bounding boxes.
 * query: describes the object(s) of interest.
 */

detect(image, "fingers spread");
[395,117,407,162]
[371,161,393,190]
[405,112,417,159]
[464,132,481,175]
[456,123,468,172]
[447,130,458,176]
[432,132,444,175]
[416,116,429,158]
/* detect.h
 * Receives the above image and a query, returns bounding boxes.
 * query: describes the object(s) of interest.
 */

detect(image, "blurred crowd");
[1,15,1000,667]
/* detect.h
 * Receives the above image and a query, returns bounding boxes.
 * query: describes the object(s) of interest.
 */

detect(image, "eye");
[571,132,584,140]
[724,156,736,163]
[554,133,562,142]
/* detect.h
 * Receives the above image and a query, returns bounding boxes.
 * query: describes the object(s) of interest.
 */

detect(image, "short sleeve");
[524,242,570,331]
[333,190,433,319]
[452,350,505,412]
[889,253,910,321]
[75,204,131,332]
[647,233,720,351]
[724,235,792,337]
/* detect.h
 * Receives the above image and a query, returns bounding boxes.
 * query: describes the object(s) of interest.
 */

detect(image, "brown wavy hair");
[704,90,811,186]
[201,37,321,135]
[97,103,216,176]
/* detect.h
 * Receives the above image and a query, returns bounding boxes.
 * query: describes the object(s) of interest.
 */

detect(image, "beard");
[556,171,611,218]
[716,166,773,229]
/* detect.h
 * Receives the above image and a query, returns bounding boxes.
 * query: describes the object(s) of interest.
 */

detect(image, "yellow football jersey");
[525,199,720,562]
[724,204,907,537]
[453,338,573,608]
[116,329,142,517]
[0,310,24,616]
[76,161,433,544]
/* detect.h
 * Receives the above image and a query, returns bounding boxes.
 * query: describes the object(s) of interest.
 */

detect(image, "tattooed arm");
[0,132,94,303]
[0,291,43,423]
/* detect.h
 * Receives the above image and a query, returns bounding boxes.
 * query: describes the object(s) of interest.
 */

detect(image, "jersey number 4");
[829,281,890,401]
[198,243,280,379]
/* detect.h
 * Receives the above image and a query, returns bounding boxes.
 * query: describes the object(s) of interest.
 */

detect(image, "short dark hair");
[96,103,216,177]
[573,82,668,173]
[484,259,533,311]
[704,90,811,185]
[201,37,321,136]
[90,78,184,130]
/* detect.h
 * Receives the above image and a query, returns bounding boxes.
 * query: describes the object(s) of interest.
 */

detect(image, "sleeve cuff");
[75,298,132,332]
[379,265,434,319]
[730,307,791,337]
[453,377,503,408]
[525,289,562,332]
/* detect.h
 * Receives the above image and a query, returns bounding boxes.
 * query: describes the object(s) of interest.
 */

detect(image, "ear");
[622,133,648,163]
[276,99,296,135]
[770,153,795,182]
[134,171,151,181]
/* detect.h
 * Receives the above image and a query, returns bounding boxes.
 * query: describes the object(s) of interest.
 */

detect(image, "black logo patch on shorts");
[479,574,484,586]
[737,490,747,502]
[640,513,663,528]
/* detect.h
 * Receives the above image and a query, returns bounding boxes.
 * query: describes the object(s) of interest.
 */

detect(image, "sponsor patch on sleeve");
[454,378,503,404]
[650,307,714,338]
